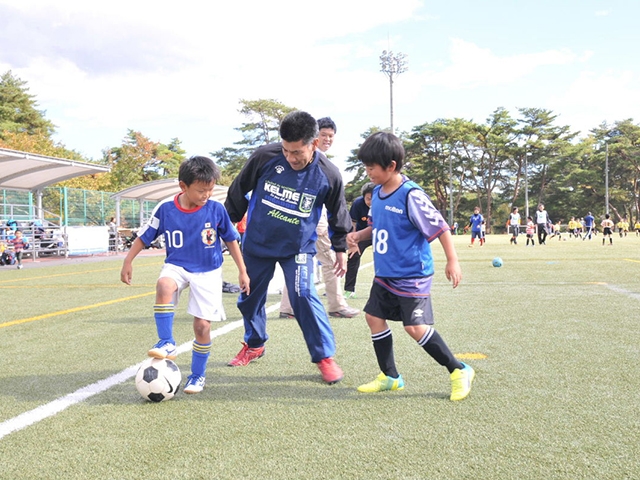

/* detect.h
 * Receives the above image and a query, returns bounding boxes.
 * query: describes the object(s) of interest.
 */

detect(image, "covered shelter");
[0,147,110,222]
[110,179,229,227]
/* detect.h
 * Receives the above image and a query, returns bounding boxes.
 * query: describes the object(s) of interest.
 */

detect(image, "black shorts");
[603,227,612,236]
[364,282,434,326]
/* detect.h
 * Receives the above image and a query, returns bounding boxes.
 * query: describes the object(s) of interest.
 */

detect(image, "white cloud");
[2,0,638,166]
[549,70,640,134]
[0,0,424,159]
[426,38,583,89]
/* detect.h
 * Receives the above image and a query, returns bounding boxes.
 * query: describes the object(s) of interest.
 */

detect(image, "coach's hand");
[334,251,347,278]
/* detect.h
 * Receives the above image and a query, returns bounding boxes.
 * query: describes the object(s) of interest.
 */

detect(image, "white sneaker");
[147,341,177,360]
[184,375,206,394]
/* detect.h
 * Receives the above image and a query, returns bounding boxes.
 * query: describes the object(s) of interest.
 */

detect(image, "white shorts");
[159,263,226,322]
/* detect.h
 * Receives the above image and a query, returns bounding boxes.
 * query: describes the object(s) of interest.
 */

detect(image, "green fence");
[1,188,158,228]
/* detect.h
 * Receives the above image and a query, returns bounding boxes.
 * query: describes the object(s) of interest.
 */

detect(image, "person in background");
[10,229,29,269]
[467,207,483,247]
[583,212,595,240]
[525,216,536,246]
[601,214,614,246]
[236,213,247,246]
[549,220,562,240]
[107,217,118,251]
[279,117,359,319]
[535,204,550,245]
[509,206,521,245]
[343,182,375,299]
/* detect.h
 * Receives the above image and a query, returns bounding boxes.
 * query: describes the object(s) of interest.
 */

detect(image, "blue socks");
[153,304,175,344]
[191,341,212,377]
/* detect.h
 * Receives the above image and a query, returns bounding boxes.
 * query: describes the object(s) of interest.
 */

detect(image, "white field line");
[601,283,640,301]
[0,316,249,440]
[0,261,375,441]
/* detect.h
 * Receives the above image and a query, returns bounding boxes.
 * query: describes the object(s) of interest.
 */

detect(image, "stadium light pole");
[605,141,610,215]
[380,50,408,134]
[525,148,531,219]
[449,143,454,227]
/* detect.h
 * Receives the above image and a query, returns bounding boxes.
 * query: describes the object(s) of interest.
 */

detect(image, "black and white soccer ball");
[135,358,182,402]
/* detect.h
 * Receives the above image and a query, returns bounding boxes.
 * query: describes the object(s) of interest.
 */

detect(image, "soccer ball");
[135,358,182,402]
[492,257,503,268]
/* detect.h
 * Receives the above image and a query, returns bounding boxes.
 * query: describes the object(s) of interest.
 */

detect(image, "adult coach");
[279,117,359,319]
[535,203,550,245]
[224,111,352,384]
[583,211,595,240]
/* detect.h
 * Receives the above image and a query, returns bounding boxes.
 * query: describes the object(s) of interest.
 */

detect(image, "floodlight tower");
[525,148,531,219]
[605,141,610,215]
[380,50,408,134]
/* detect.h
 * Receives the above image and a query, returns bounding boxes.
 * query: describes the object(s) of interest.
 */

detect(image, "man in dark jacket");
[224,111,351,384]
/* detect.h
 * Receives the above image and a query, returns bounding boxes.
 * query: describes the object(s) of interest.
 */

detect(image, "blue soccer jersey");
[469,213,483,232]
[369,178,450,280]
[137,194,239,273]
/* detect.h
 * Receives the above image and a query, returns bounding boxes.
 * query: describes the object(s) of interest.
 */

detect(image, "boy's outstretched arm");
[225,240,250,295]
[120,237,146,285]
[347,226,372,257]
[438,230,462,288]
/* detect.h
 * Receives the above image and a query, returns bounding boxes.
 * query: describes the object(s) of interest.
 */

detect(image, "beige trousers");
[280,216,347,314]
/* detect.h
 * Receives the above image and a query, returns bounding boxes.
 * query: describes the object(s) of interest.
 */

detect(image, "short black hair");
[317,117,337,133]
[357,131,405,172]
[179,156,221,186]
[361,182,375,197]
[280,111,319,145]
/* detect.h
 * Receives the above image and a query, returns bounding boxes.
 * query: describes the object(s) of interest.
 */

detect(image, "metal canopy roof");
[0,147,110,192]
[110,179,229,227]
[111,178,229,203]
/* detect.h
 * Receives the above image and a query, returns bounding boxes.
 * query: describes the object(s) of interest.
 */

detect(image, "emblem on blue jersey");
[202,228,217,246]
[275,165,285,174]
[299,194,315,213]
[295,253,307,264]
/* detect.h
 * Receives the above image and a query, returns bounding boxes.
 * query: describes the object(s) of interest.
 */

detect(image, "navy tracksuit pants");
[237,251,336,363]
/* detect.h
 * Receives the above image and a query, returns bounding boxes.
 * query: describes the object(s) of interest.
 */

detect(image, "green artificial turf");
[0,235,639,479]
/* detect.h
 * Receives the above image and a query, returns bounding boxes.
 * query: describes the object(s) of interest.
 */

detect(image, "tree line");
[2,70,639,229]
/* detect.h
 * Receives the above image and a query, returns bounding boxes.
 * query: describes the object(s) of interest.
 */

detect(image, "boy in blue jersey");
[120,156,249,395]
[468,207,484,246]
[224,111,352,384]
[347,132,475,401]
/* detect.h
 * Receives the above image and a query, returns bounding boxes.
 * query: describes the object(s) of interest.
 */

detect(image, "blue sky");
[1,0,638,178]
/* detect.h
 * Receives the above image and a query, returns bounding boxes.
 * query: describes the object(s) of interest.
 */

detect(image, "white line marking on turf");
[601,283,640,301]
[0,317,251,440]
[0,260,375,440]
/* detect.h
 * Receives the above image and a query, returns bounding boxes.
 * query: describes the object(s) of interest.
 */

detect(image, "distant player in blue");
[468,207,484,246]
[121,156,249,395]
[224,111,352,385]
[583,211,595,240]
[347,131,475,401]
